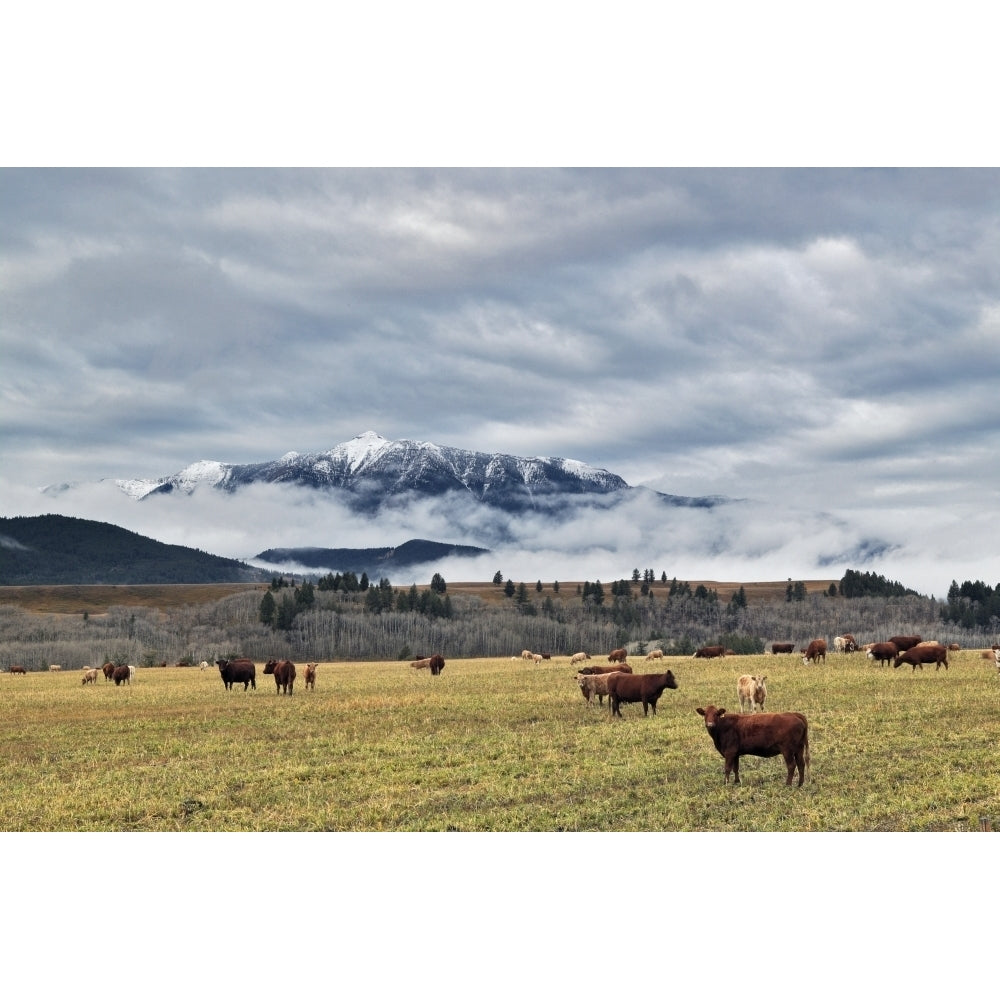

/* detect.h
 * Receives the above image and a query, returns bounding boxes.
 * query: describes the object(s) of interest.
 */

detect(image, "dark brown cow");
[217,658,256,691]
[694,646,726,659]
[608,648,628,663]
[102,662,115,682]
[771,643,795,654]
[866,641,898,667]
[893,643,948,671]
[112,665,130,686]
[9,664,27,675]
[304,663,317,690]
[802,639,827,664]
[887,635,922,652]
[264,659,296,694]
[607,670,678,717]
[411,654,445,676]
[576,664,633,675]
[696,705,810,786]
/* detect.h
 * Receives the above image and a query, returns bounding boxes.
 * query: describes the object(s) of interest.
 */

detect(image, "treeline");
[3,571,997,671]
[941,579,1000,630]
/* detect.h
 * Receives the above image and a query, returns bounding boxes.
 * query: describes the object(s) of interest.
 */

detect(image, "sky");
[3,166,998,597]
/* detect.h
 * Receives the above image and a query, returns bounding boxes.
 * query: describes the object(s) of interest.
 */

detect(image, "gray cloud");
[2,169,999,596]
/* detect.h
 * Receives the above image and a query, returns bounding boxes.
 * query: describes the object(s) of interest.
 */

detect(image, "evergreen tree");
[259,590,276,627]
[504,579,516,598]
[430,572,447,594]
[493,570,504,586]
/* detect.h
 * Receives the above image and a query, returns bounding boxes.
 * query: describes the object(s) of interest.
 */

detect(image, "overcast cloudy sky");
[2,167,998,596]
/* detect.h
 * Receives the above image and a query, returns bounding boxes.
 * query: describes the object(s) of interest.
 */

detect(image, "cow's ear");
[718,708,727,717]
[696,707,705,716]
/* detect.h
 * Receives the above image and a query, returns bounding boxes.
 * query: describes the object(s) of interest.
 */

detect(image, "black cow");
[264,658,296,694]
[218,658,256,691]
[112,665,131,686]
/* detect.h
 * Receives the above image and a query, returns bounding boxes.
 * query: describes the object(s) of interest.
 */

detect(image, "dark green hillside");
[0,514,265,585]
[255,538,490,575]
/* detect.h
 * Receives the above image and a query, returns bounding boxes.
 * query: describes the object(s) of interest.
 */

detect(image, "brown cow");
[411,654,445,676]
[771,643,795,654]
[607,670,678,717]
[264,658,296,694]
[9,664,27,675]
[102,662,115,682]
[887,635,922,652]
[608,648,628,663]
[694,646,726,659]
[802,639,827,664]
[893,644,948,671]
[217,658,256,691]
[696,705,810,786]
[577,664,633,675]
[112,665,131,686]
[304,663,317,690]
[866,642,898,667]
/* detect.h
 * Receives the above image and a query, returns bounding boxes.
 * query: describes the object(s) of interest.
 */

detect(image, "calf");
[570,652,591,665]
[576,670,624,708]
[737,674,767,713]
[82,668,98,685]
[866,642,898,667]
[696,705,810,786]
[264,658,296,694]
[607,670,678,717]
[304,663,317,690]
[893,644,948,671]
[645,649,664,660]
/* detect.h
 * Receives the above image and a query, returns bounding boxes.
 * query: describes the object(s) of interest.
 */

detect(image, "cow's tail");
[803,721,811,782]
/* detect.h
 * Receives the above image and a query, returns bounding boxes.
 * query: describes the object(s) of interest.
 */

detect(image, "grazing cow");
[411,654,446,676]
[217,658,256,691]
[102,662,115,682]
[608,648,628,663]
[645,649,664,660]
[48,664,62,672]
[570,652,590,665]
[576,670,624,708]
[521,650,533,660]
[771,643,795,654]
[948,643,961,651]
[112,665,131,686]
[802,639,827,664]
[866,642,898,667]
[694,646,726,659]
[532,653,543,664]
[540,653,552,660]
[737,675,767,713]
[577,664,633,675]
[82,668,98,685]
[696,706,810,786]
[304,663,317,689]
[887,635,922,652]
[607,670,678,718]
[981,649,999,661]
[9,664,27,675]
[893,644,949,671]
[264,659,296,694]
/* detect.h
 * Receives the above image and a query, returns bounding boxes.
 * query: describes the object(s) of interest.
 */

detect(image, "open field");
[0,577,838,614]
[3,649,998,832]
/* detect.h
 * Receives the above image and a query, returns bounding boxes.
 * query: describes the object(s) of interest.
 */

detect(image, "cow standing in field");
[893,644,949,671]
[102,662,115,682]
[607,670,678,718]
[411,655,446,676]
[645,649,664,660]
[112,665,130,686]
[9,665,27,675]
[696,705,810,786]
[82,668,98,685]
[217,658,256,691]
[570,652,591,666]
[802,639,827,664]
[737,675,767,713]
[576,670,624,708]
[608,648,628,664]
[304,663,317,689]
[771,643,795,654]
[867,642,898,667]
[264,659,296,694]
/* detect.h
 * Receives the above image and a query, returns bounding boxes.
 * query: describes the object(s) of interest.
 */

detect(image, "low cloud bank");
[5,480,997,599]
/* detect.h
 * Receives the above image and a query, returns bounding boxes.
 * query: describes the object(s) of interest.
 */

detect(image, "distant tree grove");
[1,570,995,669]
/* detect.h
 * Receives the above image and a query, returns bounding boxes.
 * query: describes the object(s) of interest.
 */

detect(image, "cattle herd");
[6,635,1000,790]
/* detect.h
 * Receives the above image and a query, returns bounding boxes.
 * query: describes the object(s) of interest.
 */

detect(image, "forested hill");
[0,515,265,585]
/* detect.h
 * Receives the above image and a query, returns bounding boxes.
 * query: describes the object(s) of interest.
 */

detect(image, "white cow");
[737,674,767,713]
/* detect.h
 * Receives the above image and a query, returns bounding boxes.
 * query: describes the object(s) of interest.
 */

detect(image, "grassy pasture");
[2,650,998,832]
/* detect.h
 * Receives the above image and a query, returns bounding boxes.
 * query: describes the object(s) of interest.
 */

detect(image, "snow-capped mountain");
[63,432,727,514]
